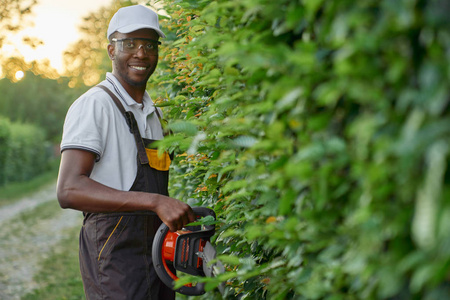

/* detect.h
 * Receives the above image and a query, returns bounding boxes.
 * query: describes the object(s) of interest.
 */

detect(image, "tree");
[0,0,37,49]
[0,56,30,82]
[63,0,137,87]
[0,0,51,80]
[0,69,87,141]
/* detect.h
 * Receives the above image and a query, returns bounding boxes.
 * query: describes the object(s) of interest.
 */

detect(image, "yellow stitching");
[98,216,123,261]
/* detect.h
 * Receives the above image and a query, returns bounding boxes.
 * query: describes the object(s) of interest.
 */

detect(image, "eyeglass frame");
[111,38,162,55]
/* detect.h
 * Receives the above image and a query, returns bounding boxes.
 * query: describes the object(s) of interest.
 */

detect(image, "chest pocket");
[146,148,171,171]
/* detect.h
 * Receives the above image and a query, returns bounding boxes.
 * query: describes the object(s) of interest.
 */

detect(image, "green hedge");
[0,117,51,186]
[151,0,450,298]
[0,72,85,142]
[0,117,11,185]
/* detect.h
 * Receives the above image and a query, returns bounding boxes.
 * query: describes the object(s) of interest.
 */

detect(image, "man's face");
[108,29,160,88]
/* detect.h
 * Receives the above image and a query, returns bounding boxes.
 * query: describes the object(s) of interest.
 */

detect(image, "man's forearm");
[57,149,195,231]
[57,174,158,213]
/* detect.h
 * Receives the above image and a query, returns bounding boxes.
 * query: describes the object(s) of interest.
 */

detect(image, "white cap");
[107,5,166,40]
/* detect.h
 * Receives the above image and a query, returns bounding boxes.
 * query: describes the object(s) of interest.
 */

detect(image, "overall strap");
[96,84,149,165]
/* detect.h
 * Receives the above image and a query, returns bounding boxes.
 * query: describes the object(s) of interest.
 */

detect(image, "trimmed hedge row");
[150,0,449,299]
[0,117,51,186]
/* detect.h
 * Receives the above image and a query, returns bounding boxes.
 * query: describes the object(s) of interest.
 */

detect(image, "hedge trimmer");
[152,207,225,296]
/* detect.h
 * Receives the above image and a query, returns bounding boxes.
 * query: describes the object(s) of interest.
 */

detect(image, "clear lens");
[113,38,160,56]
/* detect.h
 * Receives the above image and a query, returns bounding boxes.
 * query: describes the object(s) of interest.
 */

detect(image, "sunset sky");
[5,0,148,73]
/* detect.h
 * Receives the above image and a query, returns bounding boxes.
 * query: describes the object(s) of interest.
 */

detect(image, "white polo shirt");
[61,72,164,191]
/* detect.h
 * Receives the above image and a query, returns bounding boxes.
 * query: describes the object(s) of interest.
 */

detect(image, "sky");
[4,0,146,74]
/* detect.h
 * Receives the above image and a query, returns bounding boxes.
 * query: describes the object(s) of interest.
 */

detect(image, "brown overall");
[78,85,175,300]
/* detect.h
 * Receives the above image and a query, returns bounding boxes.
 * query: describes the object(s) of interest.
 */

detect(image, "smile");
[130,66,147,71]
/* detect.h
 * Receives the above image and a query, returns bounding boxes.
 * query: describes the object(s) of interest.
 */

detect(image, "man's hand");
[153,196,196,232]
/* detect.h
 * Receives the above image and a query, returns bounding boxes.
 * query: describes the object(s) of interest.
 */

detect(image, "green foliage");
[0,117,11,185]
[0,71,86,141]
[0,117,52,186]
[63,0,137,87]
[151,0,450,298]
[0,159,59,207]
[0,63,84,189]
[0,0,37,49]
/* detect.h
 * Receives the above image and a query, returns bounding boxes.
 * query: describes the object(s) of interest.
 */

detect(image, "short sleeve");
[60,91,110,161]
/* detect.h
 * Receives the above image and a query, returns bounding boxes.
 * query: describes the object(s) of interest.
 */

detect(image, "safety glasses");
[112,38,161,56]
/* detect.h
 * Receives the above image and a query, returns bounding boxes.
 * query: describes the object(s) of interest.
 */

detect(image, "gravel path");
[0,182,82,299]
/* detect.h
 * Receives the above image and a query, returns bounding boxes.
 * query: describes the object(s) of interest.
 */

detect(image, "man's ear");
[107,44,115,60]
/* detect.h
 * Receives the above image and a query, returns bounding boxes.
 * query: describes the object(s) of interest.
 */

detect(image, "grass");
[21,223,85,300]
[0,200,62,238]
[0,198,85,299]
[0,157,85,299]
[0,158,60,207]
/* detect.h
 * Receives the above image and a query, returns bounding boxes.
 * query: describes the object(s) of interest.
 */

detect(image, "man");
[57,5,195,299]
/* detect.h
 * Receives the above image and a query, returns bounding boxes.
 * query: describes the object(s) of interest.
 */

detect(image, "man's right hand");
[152,196,196,232]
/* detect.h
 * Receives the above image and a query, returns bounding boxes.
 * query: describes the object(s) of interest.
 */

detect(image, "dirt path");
[0,181,82,300]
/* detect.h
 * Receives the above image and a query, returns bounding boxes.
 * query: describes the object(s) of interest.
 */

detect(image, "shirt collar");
[106,72,155,114]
